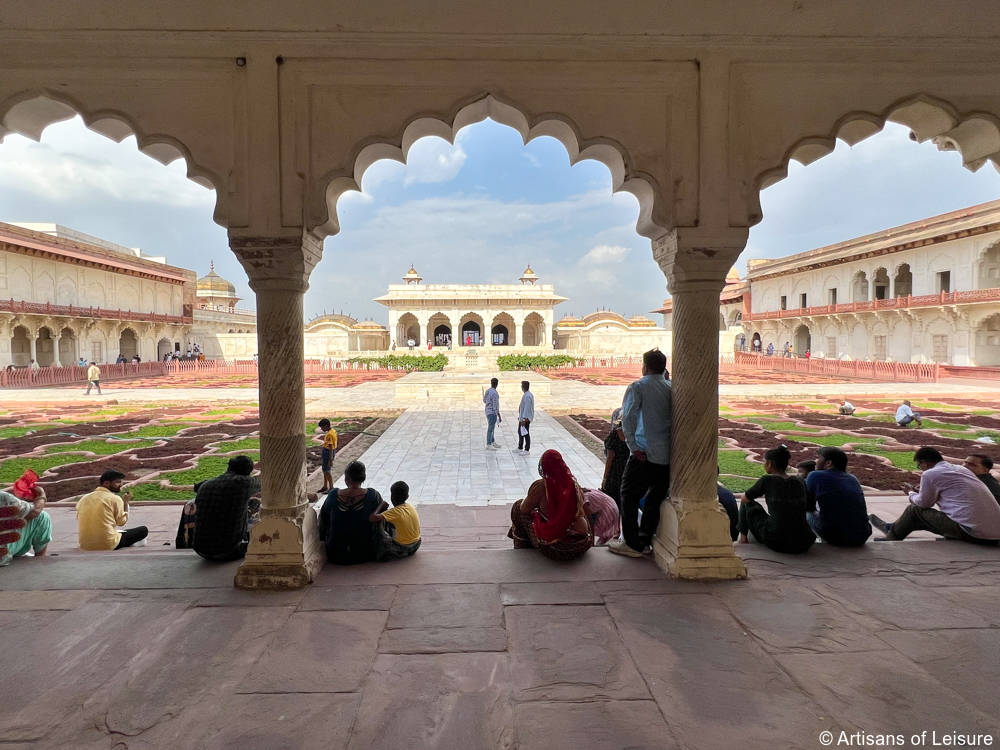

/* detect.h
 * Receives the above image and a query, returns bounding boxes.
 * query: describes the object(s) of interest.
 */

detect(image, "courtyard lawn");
[0,455,93,483]
[45,439,158,455]
[800,434,887,447]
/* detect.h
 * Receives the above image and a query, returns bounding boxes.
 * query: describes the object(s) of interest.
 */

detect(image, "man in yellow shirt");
[77,471,148,550]
[85,362,102,395]
[370,480,421,561]
[318,418,338,493]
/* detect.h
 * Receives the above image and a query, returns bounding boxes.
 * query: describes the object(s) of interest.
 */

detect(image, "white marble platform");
[333,402,606,506]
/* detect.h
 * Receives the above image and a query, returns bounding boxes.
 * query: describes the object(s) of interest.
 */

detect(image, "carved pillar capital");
[230,232,323,294]
[653,227,749,295]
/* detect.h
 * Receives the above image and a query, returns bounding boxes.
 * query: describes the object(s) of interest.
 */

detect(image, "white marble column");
[231,233,324,589]
[654,228,748,580]
[388,309,399,348]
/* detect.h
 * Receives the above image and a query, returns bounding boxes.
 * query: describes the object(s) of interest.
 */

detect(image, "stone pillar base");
[653,502,748,580]
[234,507,325,590]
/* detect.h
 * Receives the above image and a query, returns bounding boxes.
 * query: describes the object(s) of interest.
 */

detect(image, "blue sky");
[1,117,998,323]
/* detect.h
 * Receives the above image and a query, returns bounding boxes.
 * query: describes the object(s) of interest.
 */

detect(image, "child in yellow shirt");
[370,481,421,561]
[318,418,338,493]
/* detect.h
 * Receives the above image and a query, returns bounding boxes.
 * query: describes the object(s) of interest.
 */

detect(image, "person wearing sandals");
[317,461,386,565]
[738,445,816,554]
[508,449,594,561]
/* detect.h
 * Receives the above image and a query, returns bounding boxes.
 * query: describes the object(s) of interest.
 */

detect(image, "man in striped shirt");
[483,377,501,449]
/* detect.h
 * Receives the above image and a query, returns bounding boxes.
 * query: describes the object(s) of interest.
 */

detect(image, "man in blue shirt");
[806,446,871,547]
[608,348,672,558]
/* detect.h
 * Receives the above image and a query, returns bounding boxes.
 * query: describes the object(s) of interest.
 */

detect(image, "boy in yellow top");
[370,480,421,561]
[318,418,338,493]
[77,470,148,550]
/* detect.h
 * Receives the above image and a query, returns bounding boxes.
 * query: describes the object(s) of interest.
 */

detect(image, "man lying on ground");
[870,447,1000,544]
[806,447,871,547]
[77,471,148,550]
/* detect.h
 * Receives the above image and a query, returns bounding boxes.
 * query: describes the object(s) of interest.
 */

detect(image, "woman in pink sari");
[508,450,594,561]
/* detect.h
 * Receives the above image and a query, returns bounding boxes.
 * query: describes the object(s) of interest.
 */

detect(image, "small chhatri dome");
[725,266,740,284]
[196,261,238,298]
[555,315,584,328]
[403,265,423,285]
[519,264,538,285]
[628,315,657,328]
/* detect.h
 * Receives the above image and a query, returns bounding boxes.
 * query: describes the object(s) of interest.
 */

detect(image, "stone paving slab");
[378,626,509,654]
[515,701,676,750]
[346,653,515,750]
[388,582,503,628]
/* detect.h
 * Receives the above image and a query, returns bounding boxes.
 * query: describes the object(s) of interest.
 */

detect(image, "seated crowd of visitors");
[2,349,999,569]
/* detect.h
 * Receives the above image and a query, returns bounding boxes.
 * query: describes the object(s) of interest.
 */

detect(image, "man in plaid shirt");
[483,377,501,449]
[192,455,261,561]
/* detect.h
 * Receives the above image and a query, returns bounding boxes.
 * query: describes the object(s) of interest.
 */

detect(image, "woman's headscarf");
[533,450,578,543]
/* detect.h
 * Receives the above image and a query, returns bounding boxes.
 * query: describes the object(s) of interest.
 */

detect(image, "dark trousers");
[887,505,999,544]
[618,457,670,551]
[115,526,149,549]
[518,420,531,451]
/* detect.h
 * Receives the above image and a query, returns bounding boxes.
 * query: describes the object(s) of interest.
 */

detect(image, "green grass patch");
[162,454,259,486]
[127,484,196,501]
[801,434,886,447]
[718,450,766,478]
[130,424,196,438]
[748,419,821,433]
[214,438,261,453]
[719,476,758,493]
[854,445,918,471]
[920,419,973,432]
[46,439,156,455]
[202,408,245,416]
[0,455,93,482]
[0,425,39,438]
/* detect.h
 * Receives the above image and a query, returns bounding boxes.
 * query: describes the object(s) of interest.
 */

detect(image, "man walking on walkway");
[85,361,102,395]
[609,348,673,558]
[517,380,534,454]
[483,377,501,449]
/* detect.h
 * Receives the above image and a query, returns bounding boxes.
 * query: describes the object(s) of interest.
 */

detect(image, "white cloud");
[403,137,467,186]
[523,152,541,168]
[0,117,214,208]
[579,244,630,265]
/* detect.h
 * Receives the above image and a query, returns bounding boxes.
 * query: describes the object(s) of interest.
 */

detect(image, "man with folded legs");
[871,447,1000,544]
[608,348,672,558]
[806,447,871,546]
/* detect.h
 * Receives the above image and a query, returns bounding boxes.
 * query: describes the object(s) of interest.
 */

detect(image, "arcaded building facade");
[743,201,1000,365]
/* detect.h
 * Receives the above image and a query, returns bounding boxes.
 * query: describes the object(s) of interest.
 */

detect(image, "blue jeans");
[486,413,498,445]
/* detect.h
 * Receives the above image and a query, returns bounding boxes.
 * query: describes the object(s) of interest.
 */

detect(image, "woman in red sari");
[508,449,594,561]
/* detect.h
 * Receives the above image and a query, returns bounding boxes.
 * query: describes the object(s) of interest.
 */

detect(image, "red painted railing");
[0,361,168,388]
[0,298,192,324]
[745,288,1000,322]
[722,352,939,382]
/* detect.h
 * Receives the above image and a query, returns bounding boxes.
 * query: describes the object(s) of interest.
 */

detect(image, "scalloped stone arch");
[753,95,1000,225]
[319,94,668,241]
[0,92,225,205]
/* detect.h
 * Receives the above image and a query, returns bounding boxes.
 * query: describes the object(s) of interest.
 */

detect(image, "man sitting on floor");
[870,447,1000,544]
[806,447,871,547]
[895,400,923,428]
[0,485,52,566]
[190,455,262,561]
[963,454,1000,506]
[77,471,148,550]
[369,480,421,561]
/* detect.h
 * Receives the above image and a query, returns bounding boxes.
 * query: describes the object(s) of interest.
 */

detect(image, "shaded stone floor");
[3,539,1000,750]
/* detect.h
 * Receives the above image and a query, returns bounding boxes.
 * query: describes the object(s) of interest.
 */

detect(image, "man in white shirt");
[895,400,922,428]
[839,400,855,416]
[517,380,535,454]
[870,447,1000,544]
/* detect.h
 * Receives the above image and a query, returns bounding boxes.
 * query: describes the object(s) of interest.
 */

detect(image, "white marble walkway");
[335,401,606,506]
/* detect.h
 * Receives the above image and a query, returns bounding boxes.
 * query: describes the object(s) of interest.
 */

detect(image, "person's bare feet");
[738,534,749,544]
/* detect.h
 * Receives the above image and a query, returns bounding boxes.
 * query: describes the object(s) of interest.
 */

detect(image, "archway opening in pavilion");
[433,324,452,347]
[461,320,483,347]
[10,325,30,367]
[793,324,811,358]
[118,328,138,361]
[58,327,76,366]
[35,326,56,367]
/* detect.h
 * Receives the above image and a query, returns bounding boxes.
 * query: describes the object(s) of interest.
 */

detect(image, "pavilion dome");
[403,265,423,284]
[627,315,657,328]
[519,265,539,284]
[555,315,584,327]
[196,262,238,298]
[353,320,387,330]
[582,311,627,325]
